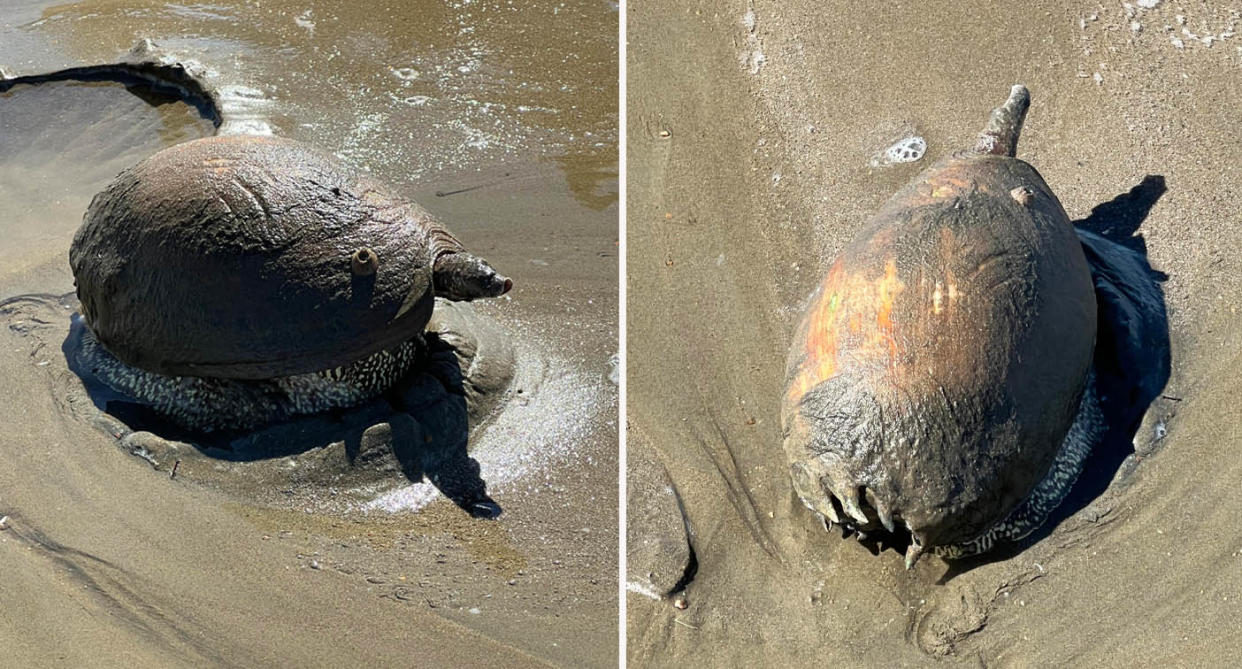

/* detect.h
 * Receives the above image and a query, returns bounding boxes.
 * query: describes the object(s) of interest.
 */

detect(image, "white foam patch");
[390,67,420,81]
[336,112,391,166]
[748,50,767,74]
[625,580,662,601]
[362,343,606,513]
[219,119,274,136]
[882,135,926,164]
[515,105,560,114]
[462,126,491,150]
[392,94,432,107]
[294,9,315,34]
[217,84,275,136]
[740,6,766,74]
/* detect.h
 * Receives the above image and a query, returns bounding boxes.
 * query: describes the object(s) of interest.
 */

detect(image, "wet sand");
[628,1,1241,666]
[1,1,617,667]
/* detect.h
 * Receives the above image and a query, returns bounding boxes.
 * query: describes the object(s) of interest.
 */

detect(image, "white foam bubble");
[216,84,275,135]
[625,580,662,600]
[219,119,274,136]
[748,50,766,74]
[463,128,490,149]
[217,84,267,100]
[390,67,420,81]
[877,135,926,166]
[294,10,315,34]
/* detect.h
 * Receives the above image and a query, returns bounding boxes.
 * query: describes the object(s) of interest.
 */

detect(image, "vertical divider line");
[617,0,629,666]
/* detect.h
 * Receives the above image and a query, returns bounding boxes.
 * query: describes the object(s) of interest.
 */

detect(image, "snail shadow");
[940,175,1171,581]
[64,327,500,519]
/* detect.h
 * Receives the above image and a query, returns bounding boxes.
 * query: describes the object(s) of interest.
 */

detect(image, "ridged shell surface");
[71,135,445,379]
[782,152,1097,548]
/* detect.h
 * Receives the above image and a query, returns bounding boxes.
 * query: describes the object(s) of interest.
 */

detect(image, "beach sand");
[627,1,1242,665]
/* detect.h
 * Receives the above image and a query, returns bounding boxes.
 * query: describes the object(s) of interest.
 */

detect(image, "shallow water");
[0,78,215,275]
[0,1,617,666]
[6,0,617,189]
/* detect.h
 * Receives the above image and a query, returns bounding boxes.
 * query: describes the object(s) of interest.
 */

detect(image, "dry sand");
[0,1,618,667]
[627,1,1242,666]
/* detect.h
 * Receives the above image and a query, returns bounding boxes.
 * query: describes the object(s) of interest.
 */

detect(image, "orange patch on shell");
[787,258,906,403]
[200,157,237,175]
[907,162,991,207]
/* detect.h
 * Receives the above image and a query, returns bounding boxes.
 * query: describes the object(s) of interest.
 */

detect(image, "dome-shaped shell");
[70,135,456,380]
[782,151,1097,549]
